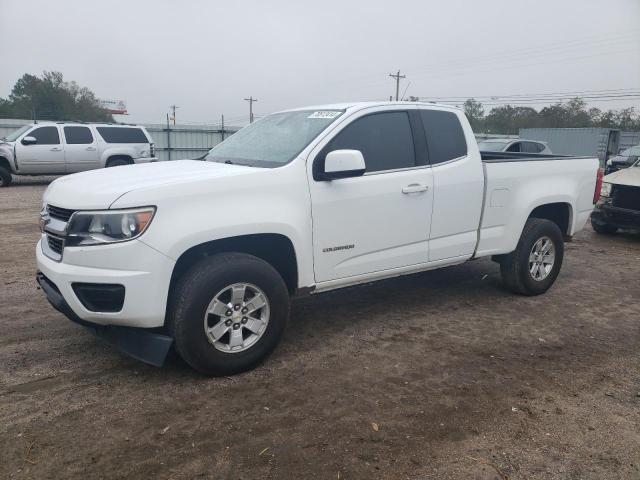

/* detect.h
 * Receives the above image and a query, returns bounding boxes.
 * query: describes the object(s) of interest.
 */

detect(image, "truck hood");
[604,167,640,188]
[44,160,260,209]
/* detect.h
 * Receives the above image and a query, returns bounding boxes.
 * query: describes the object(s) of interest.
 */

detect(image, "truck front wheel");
[168,253,290,376]
[0,165,12,187]
[500,218,564,296]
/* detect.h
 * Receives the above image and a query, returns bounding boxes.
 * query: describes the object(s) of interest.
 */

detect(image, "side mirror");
[320,149,366,180]
[21,136,37,146]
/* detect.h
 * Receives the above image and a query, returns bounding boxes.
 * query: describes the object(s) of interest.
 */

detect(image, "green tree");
[0,71,113,122]
[463,98,485,131]
[464,97,640,133]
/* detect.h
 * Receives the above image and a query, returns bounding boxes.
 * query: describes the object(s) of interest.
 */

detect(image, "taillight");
[593,167,604,204]
[149,143,155,157]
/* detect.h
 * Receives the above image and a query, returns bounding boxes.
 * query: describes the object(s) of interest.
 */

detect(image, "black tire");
[0,165,12,187]
[500,218,564,296]
[168,253,290,376]
[106,157,131,167]
[591,221,617,235]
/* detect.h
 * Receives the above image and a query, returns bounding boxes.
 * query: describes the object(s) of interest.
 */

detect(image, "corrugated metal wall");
[620,130,640,152]
[144,123,239,160]
[0,119,239,161]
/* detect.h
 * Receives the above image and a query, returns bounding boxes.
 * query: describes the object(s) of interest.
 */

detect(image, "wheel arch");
[527,201,573,237]
[106,154,134,167]
[0,156,12,172]
[167,233,299,313]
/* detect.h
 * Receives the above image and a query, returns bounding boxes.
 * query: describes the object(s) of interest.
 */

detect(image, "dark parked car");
[606,145,640,174]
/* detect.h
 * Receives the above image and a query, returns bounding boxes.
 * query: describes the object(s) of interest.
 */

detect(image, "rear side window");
[29,126,60,145]
[96,127,148,144]
[64,126,94,144]
[525,142,545,153]
[419,110,467,164]
[506,142,521,152]
[323,111,415,173]
[520,142,537,153]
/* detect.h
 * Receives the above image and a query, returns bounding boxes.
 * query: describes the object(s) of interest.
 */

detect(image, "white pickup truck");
[0,122,156,186]
[36,102,601,375]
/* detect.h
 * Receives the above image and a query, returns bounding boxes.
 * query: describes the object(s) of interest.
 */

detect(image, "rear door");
[63,126,100,173]
[308,107,434,283]
[14,126,65,174]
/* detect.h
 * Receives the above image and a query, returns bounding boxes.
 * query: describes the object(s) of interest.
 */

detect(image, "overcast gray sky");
[1,0,639,125]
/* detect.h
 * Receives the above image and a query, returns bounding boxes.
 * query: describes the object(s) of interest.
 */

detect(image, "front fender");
[110,160,315,288]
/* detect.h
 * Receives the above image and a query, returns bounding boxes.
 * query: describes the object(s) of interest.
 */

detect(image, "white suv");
[0,122,157,186]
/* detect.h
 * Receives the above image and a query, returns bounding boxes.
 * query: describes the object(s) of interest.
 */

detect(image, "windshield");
[619,145,640,157]
[477,140,509,151]
[3,125,31,142]
[205,110,344,167]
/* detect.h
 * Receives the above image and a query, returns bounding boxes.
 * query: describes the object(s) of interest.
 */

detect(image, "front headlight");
[600,182,612,198]
[66,207,155,246]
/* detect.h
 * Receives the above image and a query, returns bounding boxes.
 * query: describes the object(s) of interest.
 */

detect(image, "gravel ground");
[1,177,639,480]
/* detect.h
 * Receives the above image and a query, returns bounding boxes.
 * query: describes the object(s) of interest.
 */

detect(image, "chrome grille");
[46,234,64,255]
[611,185,640,211]
[47,205,75,222]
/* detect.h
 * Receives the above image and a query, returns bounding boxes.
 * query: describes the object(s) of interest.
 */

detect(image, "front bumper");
[591,203,640,229]
[36,272,173,366]
[36,236,175,328]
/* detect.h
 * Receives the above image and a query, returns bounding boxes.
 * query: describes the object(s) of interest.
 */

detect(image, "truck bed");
[475,151,600,259]
[480,151,589,162]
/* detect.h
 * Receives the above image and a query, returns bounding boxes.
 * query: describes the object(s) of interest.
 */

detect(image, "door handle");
[50,147,62,152]
[402,183,429,194]
[85,147,96,151]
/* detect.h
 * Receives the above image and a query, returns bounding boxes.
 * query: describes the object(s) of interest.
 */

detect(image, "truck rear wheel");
[500,218,564,296]
[168,252,290,376]
[0,165,12,187]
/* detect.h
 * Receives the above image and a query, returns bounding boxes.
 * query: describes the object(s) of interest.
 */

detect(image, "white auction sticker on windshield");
[308,111,341,119]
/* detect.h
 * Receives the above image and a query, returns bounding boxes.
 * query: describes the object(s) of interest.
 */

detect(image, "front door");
[62,126,100,172]
[308,109,434,283]
[15,126,65,174]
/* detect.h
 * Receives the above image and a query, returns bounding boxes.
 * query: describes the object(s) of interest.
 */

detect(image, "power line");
[349,30,640,93]
[418,88,640,101]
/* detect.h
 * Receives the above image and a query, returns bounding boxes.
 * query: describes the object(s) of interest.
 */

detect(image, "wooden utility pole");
[169,104,179,125]
[389,70,406,101]
[244,96,258,123]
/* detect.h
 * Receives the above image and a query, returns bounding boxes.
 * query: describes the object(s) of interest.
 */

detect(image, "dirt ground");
[1,176,639,480]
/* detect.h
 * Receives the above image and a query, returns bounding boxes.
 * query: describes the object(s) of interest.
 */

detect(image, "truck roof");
[278,101,462,114]
[23,121,144,127]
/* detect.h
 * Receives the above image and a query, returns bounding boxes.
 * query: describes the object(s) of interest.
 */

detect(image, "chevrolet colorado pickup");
[0,122,156,186]
[36,102,601,375]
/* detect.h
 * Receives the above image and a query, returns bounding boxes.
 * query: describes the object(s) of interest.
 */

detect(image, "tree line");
[462,97,640,134]
[0,71,114,123]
